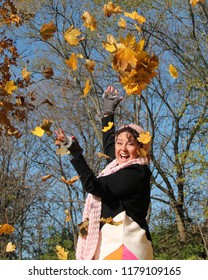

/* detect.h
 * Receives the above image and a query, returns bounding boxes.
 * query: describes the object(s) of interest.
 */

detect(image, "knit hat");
[117,123,151,159]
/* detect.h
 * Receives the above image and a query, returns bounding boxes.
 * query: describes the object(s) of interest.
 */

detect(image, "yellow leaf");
[113,45,137,71]
[65,53,78,71]
[118,18,126,29]
[97,152,110,159]
[124,11,146,24]
[31,126,45,137]
[40,21,57,41]
[64,26,81,46]
[56,146,70,156]
[169,64,178,78]
[85,59,95,73]
[83,79,91,97]
[100,217,123,226]
[102,121,114,132]
[65,210,71,222]
[56,245,68,260]
[103,1,123,17]
[5,80,17,94]
[0,224,15,235]
[137,131,152,144]
[42,174,53,181]
[41,119,53,136]
[81,11,97,31]
[21,68,31,81]
[190,0,205,7]
[6,242,16,252]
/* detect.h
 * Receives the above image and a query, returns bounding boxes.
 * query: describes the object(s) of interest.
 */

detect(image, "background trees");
[0,0,207,259]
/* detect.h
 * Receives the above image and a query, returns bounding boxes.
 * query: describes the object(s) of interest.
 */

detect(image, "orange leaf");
[97,152,110,159]
[169,64,178,78]
[83,79,91,97]
[77,218,89,237]
[0,224,15,235]
[42,174,53,181]
[40,22,57,41]
[190,0,205,6]
[124,11,146,24]
[64,26,81,46]
[118,18,126,29]
[21,68,31,81]
[85,59,95,73]
[65,53,78,71]
[61,175,79,185]
[81,11,97,31]
[103,1,123,17]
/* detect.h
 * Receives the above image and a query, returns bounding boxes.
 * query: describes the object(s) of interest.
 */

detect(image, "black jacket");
[71,115,152,241]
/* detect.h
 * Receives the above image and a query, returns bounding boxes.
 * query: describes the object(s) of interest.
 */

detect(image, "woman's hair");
[115,126,143,147]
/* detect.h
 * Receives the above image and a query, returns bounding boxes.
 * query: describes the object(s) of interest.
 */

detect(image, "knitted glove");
[63,136,83,157]
[102,92,123,115]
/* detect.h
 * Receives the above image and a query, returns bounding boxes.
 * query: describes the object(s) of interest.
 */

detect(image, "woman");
[55,86,153,260]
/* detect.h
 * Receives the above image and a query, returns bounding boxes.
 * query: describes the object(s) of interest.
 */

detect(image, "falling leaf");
[21,68,31,81]
[118,18,126,29]
[40,21,57,41]
[40,119,53,136]
[56,146,70,156]
[0,224,15,235]
[102,121,114,132]
[6,242,16,252]
[83,79,91,97]
[100,217,123,226]
[169,64,178,78]
[103,2,123,17]
[42,174,53,181]
[137,131,152,144]
[65,210,71,222]
[124,11,146,24]
[137,147,147,157]
[85,59,95,73]
[56,245,68,260]
[77,219,89,237]
[31,126,45,137]
[65,53,78,71]
[5,80,17,94]
[97,152,110,159]
[190,0,205,6]
[61,175,79,185]
[81,11,97,31]
[43,66,54,79]
[64,26,81,46]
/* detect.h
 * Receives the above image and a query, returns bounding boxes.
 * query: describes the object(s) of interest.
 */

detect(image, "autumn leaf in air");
[137,131,152,144]
[6,242,16,252]
[118,18,126,29]
[77,219,89,237]
[21,68,31,82]
[61,175,79,185]
[103,2,123,17]
[31,119,53,137]
[102,121,114,132]
[97,152,110,159]
[65,210,71,222]
[56,145,70,156]
[82,11,97,31]
[169,64,178,78]
[83,79,91,97]
[56,245,68,260]
[64,26,81,46]
[40,22,57,41]
[43,66,54,79]
[0,224,15,235]
[65,53,78,71]
[5,80,17,94]
[85,59,95,73]
[190,0,205,6]
[124,11,146,25]
[42,174,53,181]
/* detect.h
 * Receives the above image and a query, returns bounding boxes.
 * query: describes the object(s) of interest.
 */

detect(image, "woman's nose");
[121,144,127,151]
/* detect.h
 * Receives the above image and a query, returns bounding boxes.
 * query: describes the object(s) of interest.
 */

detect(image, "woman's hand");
[54,128,66,146]
[103,86,124,116]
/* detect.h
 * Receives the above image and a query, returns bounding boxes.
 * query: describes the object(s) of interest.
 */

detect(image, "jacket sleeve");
[70,155,151,199]
[102,115,115,163]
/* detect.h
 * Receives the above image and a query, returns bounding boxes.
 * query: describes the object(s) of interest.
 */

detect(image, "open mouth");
[120,155,130,161]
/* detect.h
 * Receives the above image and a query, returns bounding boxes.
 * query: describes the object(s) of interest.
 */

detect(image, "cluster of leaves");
[0,0,35,138]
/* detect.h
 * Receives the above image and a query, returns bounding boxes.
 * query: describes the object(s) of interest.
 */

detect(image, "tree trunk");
[174,204,187,242]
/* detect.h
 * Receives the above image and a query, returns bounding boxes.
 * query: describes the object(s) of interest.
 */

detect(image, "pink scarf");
[75,156,149,260]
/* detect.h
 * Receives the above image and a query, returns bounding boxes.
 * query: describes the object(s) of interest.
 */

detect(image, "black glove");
[103,91,123,115]
[63,136,83,157]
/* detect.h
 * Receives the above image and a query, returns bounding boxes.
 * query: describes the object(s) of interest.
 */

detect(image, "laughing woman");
[55,86,153,260]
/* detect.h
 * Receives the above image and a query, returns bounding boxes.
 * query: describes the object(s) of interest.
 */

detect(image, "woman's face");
[115,132,139,165]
